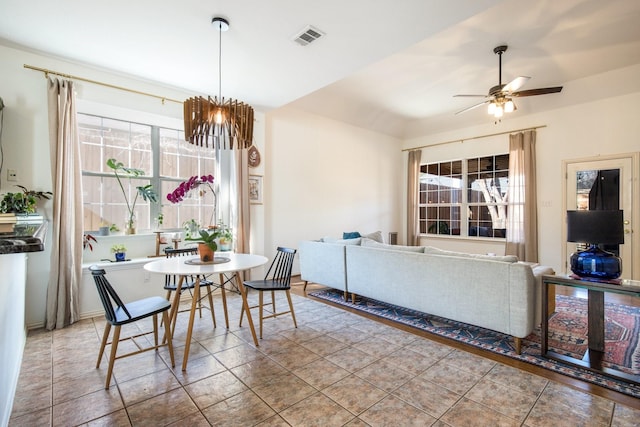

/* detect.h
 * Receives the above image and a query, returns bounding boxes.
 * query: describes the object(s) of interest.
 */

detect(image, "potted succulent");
[110,243,127,262]
[106,158,158,235]
[185,227,221,262]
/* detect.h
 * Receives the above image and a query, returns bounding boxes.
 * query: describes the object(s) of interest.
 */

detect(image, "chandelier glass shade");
[488,97,515,118]
[183,17,254,150]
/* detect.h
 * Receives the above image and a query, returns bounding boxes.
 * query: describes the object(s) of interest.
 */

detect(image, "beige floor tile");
[52,368,111,405]
[325,345,379,372]
[201,389,276,426]
[126,387,199,426]
[441,397,520,427]
[353,339,402,358]
[420,360,482,395]
[299,333,350,356]
[51,387,123,426]
[254,414,292,426]
[268,343,322,370]
[359,394,437,427]
[611,404,640,427]
[464,377,538,422]
[322,374,388,415]
[184,370,248,409]
[381,347,439,375]
[212,342,264,369]
[230,356,288,388]
[485,363,548,397]
[84,408,131,426]
[251,372,317,412]
[117,368,182,406]
[392,375,462,419]
[292,357,351,389]
[170,353,228,385]
[355,358,415,393]
[9,406,51,427]
[279,392,355,426]
[441,349,497,376]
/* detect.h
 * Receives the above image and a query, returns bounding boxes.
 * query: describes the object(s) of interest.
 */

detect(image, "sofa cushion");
[423,246,518,263]
[361,238,424,253]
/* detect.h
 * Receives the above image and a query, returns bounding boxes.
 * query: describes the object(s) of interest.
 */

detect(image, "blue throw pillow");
[343,231,361,239]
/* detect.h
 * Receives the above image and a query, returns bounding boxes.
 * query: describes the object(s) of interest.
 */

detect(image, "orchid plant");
[167,174,217,226]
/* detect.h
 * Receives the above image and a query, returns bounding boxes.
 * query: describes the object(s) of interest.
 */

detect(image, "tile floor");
[9,286,640,426]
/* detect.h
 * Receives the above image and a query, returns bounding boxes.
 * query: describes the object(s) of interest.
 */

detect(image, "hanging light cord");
[217,21,222,101]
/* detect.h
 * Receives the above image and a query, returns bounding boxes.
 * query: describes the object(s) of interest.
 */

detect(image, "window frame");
[418,153,510,240]
[78,112,216,233]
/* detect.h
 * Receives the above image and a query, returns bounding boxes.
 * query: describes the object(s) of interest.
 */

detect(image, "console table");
[541,275,640,385]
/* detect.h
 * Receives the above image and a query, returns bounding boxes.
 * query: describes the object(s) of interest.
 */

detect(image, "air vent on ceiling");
[292,25,325,46]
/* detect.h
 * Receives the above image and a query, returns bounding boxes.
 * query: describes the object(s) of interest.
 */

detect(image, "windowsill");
[82,257,157,271]
[420,234,506,242]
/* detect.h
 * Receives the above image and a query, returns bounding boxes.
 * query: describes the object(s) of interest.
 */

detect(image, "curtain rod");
[402,125,546,152]
[24,64,183,105]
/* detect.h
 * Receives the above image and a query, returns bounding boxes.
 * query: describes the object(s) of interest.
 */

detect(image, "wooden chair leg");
[162,310,175,368]
[105,325,121,389]
[96,323,111,368]
[303,281,308,292]
[206,287,216,328]
[285,290,298,329]
[152,313,158,347]
[270,290,276,314]
[259,290,264,339]
[219,274,229,328]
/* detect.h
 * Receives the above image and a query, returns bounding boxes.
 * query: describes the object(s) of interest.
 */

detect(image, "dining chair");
[164,247,217,329]
[90,265,175,389]
[240,247,297,338]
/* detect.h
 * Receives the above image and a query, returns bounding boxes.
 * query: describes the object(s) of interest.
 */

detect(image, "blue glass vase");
[115,252,126,262]
[569,244,621,279]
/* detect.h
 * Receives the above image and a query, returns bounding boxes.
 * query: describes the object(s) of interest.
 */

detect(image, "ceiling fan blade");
[455,100,490,115]
[502,76,530,93]
[512,86,563,97]
[453,94,487,98]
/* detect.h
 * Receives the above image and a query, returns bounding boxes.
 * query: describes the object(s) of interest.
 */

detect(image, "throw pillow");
[361,230,384,243]
[343,231,361,240]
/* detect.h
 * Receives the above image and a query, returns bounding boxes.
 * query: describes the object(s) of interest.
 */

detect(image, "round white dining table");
[144,252,268,370]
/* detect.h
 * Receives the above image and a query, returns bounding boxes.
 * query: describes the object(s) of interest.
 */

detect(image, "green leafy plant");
[217,220,233,242]
[185,228,221,252]
[0,185,53,214]
[106,158,158,233]
[110,243,127,254]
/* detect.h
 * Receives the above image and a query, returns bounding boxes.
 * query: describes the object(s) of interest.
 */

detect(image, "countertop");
[0,221,48,254]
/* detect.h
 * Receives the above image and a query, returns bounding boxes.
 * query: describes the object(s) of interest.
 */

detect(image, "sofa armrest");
[299,240,348,291]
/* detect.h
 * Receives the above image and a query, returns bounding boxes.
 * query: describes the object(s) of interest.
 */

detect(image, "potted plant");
[83,233,97,251]
[185,227,221,262]
[0,185,53,214]
[182,218,200,239]
[106,158,158,235]
[217,221,233,251]
[110,243,127,262]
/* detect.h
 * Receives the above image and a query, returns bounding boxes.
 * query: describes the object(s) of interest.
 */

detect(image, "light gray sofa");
[299,237,554,353]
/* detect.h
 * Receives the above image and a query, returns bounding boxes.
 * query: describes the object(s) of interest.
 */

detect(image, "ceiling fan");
[454,45,562,118]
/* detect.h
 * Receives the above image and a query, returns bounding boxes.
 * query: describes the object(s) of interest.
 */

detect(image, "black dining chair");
[163,247,217,329]
[90,265,175,389]
[240,247,297,338]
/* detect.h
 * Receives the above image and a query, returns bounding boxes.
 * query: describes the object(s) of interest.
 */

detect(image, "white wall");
[264,106,403,272]
[403,67,640,277]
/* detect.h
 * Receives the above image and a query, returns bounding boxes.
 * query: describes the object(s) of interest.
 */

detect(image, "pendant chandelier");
[183,17,254,150]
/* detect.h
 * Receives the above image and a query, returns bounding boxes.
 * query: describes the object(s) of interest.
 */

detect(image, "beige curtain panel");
[505,130,538,262]
[46,77,84,329]
[406,149,422,246]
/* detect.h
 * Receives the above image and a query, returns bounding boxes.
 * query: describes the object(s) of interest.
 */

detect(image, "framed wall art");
[248,175,263,204]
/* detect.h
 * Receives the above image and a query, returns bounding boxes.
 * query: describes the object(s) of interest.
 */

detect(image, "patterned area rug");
[309,288,640,398]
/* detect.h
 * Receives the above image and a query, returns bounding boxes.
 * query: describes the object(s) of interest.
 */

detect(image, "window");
[79,113,216,232]
[419,154,509,238]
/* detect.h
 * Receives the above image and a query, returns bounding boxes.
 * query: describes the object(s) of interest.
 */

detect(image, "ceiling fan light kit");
[183,16,254,150]
[454,45,562,120]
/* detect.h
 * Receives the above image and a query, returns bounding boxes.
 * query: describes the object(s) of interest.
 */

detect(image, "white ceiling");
[1,0,640,139]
